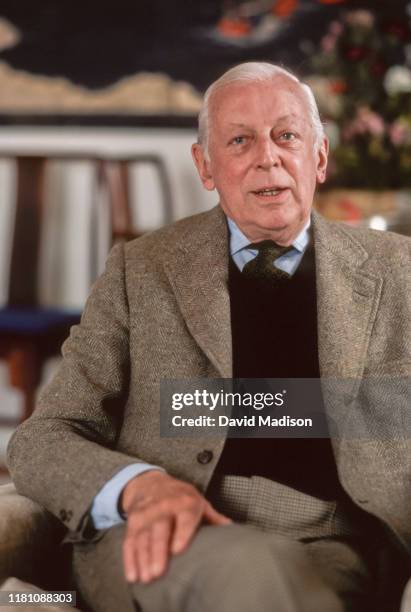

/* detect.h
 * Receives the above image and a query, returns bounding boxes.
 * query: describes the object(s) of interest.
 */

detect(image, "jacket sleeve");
[6,242,146,539]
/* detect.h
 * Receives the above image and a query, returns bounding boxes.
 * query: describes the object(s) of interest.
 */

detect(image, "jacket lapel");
[164,206,232,378]
[312,213,384,477]
[313,212,383,392]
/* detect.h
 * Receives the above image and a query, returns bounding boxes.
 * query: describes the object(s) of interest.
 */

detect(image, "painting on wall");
[0,0,407,126]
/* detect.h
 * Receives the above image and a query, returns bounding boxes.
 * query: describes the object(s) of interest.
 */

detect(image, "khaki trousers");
[71,476,377,612]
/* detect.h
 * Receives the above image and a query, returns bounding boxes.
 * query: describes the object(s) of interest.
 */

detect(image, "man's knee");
[134,524,343,612]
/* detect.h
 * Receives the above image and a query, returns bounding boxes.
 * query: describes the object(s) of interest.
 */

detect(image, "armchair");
[0,483,70,590]
[0,482,410,612]
[0,483,77,609]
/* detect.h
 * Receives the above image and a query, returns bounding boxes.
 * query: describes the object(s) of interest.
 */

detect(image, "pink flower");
[343,107,385,140]
[321,34,336,53]
[329,21,343,36]
[389,120,411,146]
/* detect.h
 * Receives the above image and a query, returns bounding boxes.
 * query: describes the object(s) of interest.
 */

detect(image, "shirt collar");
[227,216,311,257]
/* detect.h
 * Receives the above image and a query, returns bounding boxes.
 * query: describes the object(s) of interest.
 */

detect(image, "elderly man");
[7,63,411,612]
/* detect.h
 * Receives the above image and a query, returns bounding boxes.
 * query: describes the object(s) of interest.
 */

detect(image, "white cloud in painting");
[0,61,202,114]
[0,17,21,51]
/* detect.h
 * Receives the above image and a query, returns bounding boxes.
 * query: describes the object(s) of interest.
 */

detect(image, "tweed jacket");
[6,205,411,557]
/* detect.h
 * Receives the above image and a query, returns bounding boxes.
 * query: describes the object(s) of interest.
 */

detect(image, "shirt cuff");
[90,463,165,530]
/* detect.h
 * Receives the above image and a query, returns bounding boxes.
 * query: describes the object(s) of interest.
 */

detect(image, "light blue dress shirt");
[227,216,310,275]
[91,216,311,529]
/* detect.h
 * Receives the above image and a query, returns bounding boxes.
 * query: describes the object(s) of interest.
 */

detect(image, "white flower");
[384,66,411,95]
[344,10,374,28]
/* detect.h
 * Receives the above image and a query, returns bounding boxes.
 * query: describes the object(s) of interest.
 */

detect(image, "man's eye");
[280,132,296,141]
[230,136,247,145]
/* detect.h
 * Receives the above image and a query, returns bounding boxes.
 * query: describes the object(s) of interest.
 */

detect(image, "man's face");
[192,77,328,244]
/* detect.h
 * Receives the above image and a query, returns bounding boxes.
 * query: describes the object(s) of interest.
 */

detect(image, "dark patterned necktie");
[242,240,293,281]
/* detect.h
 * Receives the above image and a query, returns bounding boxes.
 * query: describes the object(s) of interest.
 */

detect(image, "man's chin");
[248,214,308,244]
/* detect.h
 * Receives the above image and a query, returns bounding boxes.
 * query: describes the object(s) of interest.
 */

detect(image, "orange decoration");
[329,79,347,94]
[217,17,252,37]
[340,199,361,222]
[272,0,298,18]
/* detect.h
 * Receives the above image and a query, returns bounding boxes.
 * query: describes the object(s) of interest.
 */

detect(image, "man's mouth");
[252,187,287,197]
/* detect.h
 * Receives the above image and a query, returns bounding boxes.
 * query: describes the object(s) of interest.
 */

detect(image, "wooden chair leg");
[7,343,42,421]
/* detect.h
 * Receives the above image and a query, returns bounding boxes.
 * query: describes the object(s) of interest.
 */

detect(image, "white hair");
[197,62,325,158]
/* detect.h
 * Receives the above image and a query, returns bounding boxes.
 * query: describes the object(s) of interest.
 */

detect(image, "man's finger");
[123,532,139,583]
[170,509,201,555]
[149,517,173,579]
[203,501,232,525]
[135,529,151,583]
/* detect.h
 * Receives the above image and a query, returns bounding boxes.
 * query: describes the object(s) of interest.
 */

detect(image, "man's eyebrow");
[226,114,304,128]
[226,123,251,128]
[275,114,304,123]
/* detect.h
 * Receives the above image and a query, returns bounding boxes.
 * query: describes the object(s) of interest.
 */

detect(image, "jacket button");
[59,509,67,521]
[197,450,213,465]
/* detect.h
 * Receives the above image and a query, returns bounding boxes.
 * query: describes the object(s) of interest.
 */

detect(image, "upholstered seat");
[0,308,81,335]
[0,483,409,612]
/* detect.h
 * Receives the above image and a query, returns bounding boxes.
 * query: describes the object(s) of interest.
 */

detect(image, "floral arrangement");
[307,8,411,189]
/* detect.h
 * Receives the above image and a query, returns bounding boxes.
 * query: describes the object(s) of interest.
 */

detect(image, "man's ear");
[191,143,215,191]
[316,136,329,185]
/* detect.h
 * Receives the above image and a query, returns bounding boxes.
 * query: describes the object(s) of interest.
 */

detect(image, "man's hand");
[121,471,231,584]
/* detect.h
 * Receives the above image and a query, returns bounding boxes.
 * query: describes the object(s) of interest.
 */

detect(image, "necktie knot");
[250,240,292,258]
[242,241,293,281]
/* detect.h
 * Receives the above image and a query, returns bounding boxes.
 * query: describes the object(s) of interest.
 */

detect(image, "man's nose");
[255,138,280,170]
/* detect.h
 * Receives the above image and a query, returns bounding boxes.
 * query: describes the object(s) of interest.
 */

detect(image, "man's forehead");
[225,113,306,129]
[210,77,308,119]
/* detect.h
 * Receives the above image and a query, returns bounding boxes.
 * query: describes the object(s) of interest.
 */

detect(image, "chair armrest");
[402,579,411,612]
[0,483,65,584]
